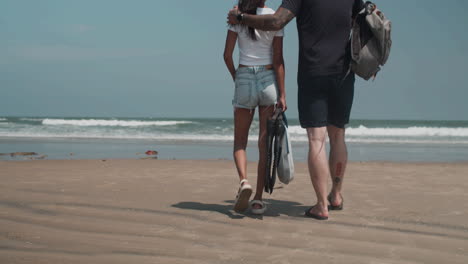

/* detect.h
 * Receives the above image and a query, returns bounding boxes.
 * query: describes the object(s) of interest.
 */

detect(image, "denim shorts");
[232,66,278,109]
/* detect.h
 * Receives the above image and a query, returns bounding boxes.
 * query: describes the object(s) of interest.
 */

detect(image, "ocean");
[1,117,468,162]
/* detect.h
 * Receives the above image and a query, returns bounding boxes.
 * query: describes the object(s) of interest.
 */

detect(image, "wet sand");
[1,160,467,264]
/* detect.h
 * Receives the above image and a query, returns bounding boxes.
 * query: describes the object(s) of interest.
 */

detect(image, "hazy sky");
[1,0,467,120]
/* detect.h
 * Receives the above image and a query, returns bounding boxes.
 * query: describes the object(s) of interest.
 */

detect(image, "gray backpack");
[350,1,392,80]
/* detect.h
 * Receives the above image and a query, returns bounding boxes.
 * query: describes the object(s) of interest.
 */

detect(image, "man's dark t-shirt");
[281,0,363,77]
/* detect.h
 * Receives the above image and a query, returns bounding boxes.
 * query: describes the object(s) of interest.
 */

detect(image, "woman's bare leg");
[233,108,255,183]
[252,105,275,204]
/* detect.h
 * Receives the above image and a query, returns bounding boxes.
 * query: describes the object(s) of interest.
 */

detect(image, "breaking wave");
[287,125,468,138]
[42,119,194,127]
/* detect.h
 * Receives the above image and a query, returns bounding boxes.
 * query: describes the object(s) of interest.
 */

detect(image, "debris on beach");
[28,155,48,160]
[0,152,49,160]
[145,150,158,156]
[9,152,38,157]
[140,156,158,160]
[138,150,158,160]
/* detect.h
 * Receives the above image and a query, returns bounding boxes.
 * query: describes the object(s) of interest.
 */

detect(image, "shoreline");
[1,159,468,263]
[2,137,468,162]
[2,158,468,165]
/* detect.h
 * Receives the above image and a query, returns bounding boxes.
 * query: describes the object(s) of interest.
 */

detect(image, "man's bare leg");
[327,125,347,206]
[306,127,330,218]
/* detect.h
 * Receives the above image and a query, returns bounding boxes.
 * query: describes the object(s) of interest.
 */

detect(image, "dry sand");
[0,159,467,264]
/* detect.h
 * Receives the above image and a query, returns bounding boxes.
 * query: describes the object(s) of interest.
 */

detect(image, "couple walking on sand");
[224,0,364,220]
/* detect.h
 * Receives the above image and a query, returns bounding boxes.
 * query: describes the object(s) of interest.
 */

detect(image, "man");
[228,0,364,220]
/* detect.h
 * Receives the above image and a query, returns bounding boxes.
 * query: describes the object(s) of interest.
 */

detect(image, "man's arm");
[227,7,295,32]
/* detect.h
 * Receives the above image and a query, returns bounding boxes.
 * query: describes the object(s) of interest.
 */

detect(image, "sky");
[1,0,468,120]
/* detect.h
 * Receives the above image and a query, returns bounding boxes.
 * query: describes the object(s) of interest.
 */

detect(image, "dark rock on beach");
[9,152,38,157]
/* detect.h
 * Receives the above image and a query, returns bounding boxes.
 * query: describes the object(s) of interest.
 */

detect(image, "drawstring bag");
[277,113,294,185]
[265,109,294,194]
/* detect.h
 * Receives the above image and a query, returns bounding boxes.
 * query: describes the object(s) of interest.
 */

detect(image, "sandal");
[250,200,267,215]
[327,193,344,211]
[304,206,329,220]
[234,179,252,213]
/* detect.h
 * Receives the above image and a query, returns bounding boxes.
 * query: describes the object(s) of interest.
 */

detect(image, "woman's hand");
[277,96,287,112]
[231,69,237,82]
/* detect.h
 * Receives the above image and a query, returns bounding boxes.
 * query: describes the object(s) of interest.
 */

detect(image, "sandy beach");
[1,159,467,264]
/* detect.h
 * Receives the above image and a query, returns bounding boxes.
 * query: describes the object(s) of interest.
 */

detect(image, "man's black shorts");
[298,73,355,129]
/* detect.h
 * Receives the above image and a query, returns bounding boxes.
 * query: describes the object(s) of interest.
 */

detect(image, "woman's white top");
[228,7,284,66]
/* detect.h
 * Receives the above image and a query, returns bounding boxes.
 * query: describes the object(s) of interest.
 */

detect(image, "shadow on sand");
[172,199,309,220]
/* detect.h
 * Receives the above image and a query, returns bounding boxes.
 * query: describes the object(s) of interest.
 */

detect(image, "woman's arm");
[272,36,287,111]
[223,30,238,82]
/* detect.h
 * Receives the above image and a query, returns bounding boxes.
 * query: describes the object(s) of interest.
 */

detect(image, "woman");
[223,0,286,214]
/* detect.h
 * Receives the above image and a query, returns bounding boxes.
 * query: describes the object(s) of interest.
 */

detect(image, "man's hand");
[227,6,240,25]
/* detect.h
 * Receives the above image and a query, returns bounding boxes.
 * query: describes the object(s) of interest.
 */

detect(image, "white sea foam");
[0,118,7,121]
[42,119,194,127]
[287,126,307,135]
[1,131,468,145]
[0,131,233,142]
[287,125,468,137]
[347,125,468,137]
[19,118,44,122]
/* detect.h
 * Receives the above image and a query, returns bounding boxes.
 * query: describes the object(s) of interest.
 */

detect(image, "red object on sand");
[145,150,158,156]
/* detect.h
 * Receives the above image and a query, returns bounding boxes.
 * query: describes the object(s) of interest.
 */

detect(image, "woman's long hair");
[238,0,265,41]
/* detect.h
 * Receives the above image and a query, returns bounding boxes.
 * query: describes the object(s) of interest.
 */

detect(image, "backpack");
[350,1,392,80]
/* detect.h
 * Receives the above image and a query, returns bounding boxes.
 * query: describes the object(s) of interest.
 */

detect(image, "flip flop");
[234,179,252,213]
[327,193,344,211]
[250,200,267,215]
[304,206,329,220]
